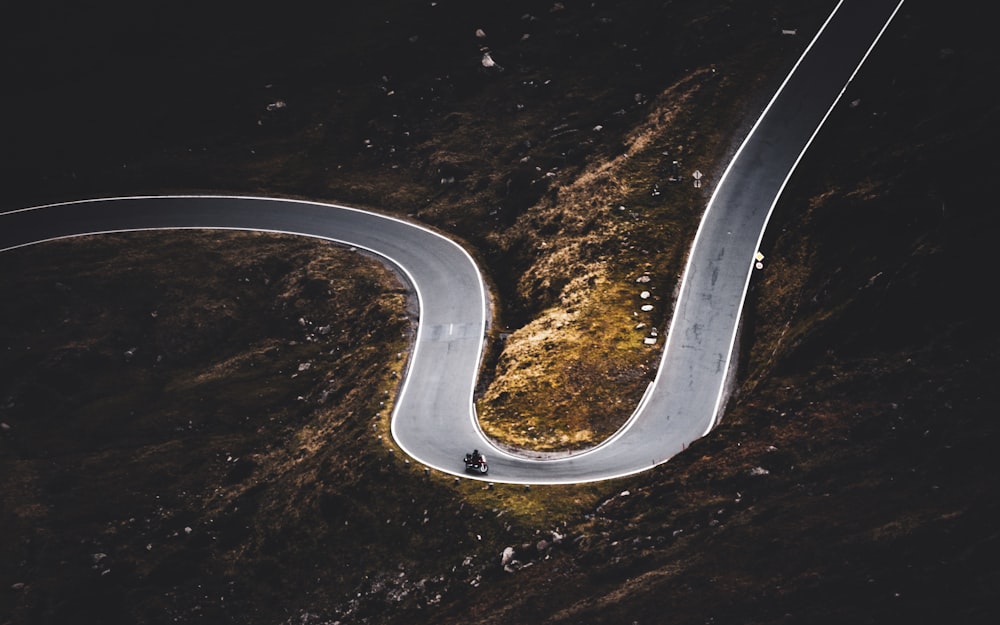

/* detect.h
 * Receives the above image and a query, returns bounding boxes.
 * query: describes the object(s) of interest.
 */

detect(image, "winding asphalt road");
[0,0,903,484]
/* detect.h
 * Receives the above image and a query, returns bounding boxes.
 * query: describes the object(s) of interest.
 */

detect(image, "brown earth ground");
[3,0,837,451]
[2,0,999,623]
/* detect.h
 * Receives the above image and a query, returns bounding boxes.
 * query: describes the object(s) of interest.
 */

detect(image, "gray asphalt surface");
[0,0,904,484]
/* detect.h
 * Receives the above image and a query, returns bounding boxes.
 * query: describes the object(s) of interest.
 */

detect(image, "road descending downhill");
[0,0,904,484]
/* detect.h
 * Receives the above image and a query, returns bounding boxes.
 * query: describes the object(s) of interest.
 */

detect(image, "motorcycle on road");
[463,450,488,474]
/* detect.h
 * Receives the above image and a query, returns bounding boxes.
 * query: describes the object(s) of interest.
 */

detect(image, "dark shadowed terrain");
[2,0,998,623]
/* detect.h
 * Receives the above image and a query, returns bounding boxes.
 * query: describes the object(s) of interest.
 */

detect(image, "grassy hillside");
[2,0,837,449]
[2,0,998,623]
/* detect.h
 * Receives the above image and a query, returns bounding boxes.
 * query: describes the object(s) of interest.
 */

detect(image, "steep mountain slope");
[2,0,997,623]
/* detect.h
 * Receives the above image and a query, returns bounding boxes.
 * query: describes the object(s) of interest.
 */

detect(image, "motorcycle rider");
[463,448,488,474]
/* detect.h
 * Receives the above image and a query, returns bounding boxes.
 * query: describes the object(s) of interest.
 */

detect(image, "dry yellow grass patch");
[480,73,715,451]
[478,268,663,451]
